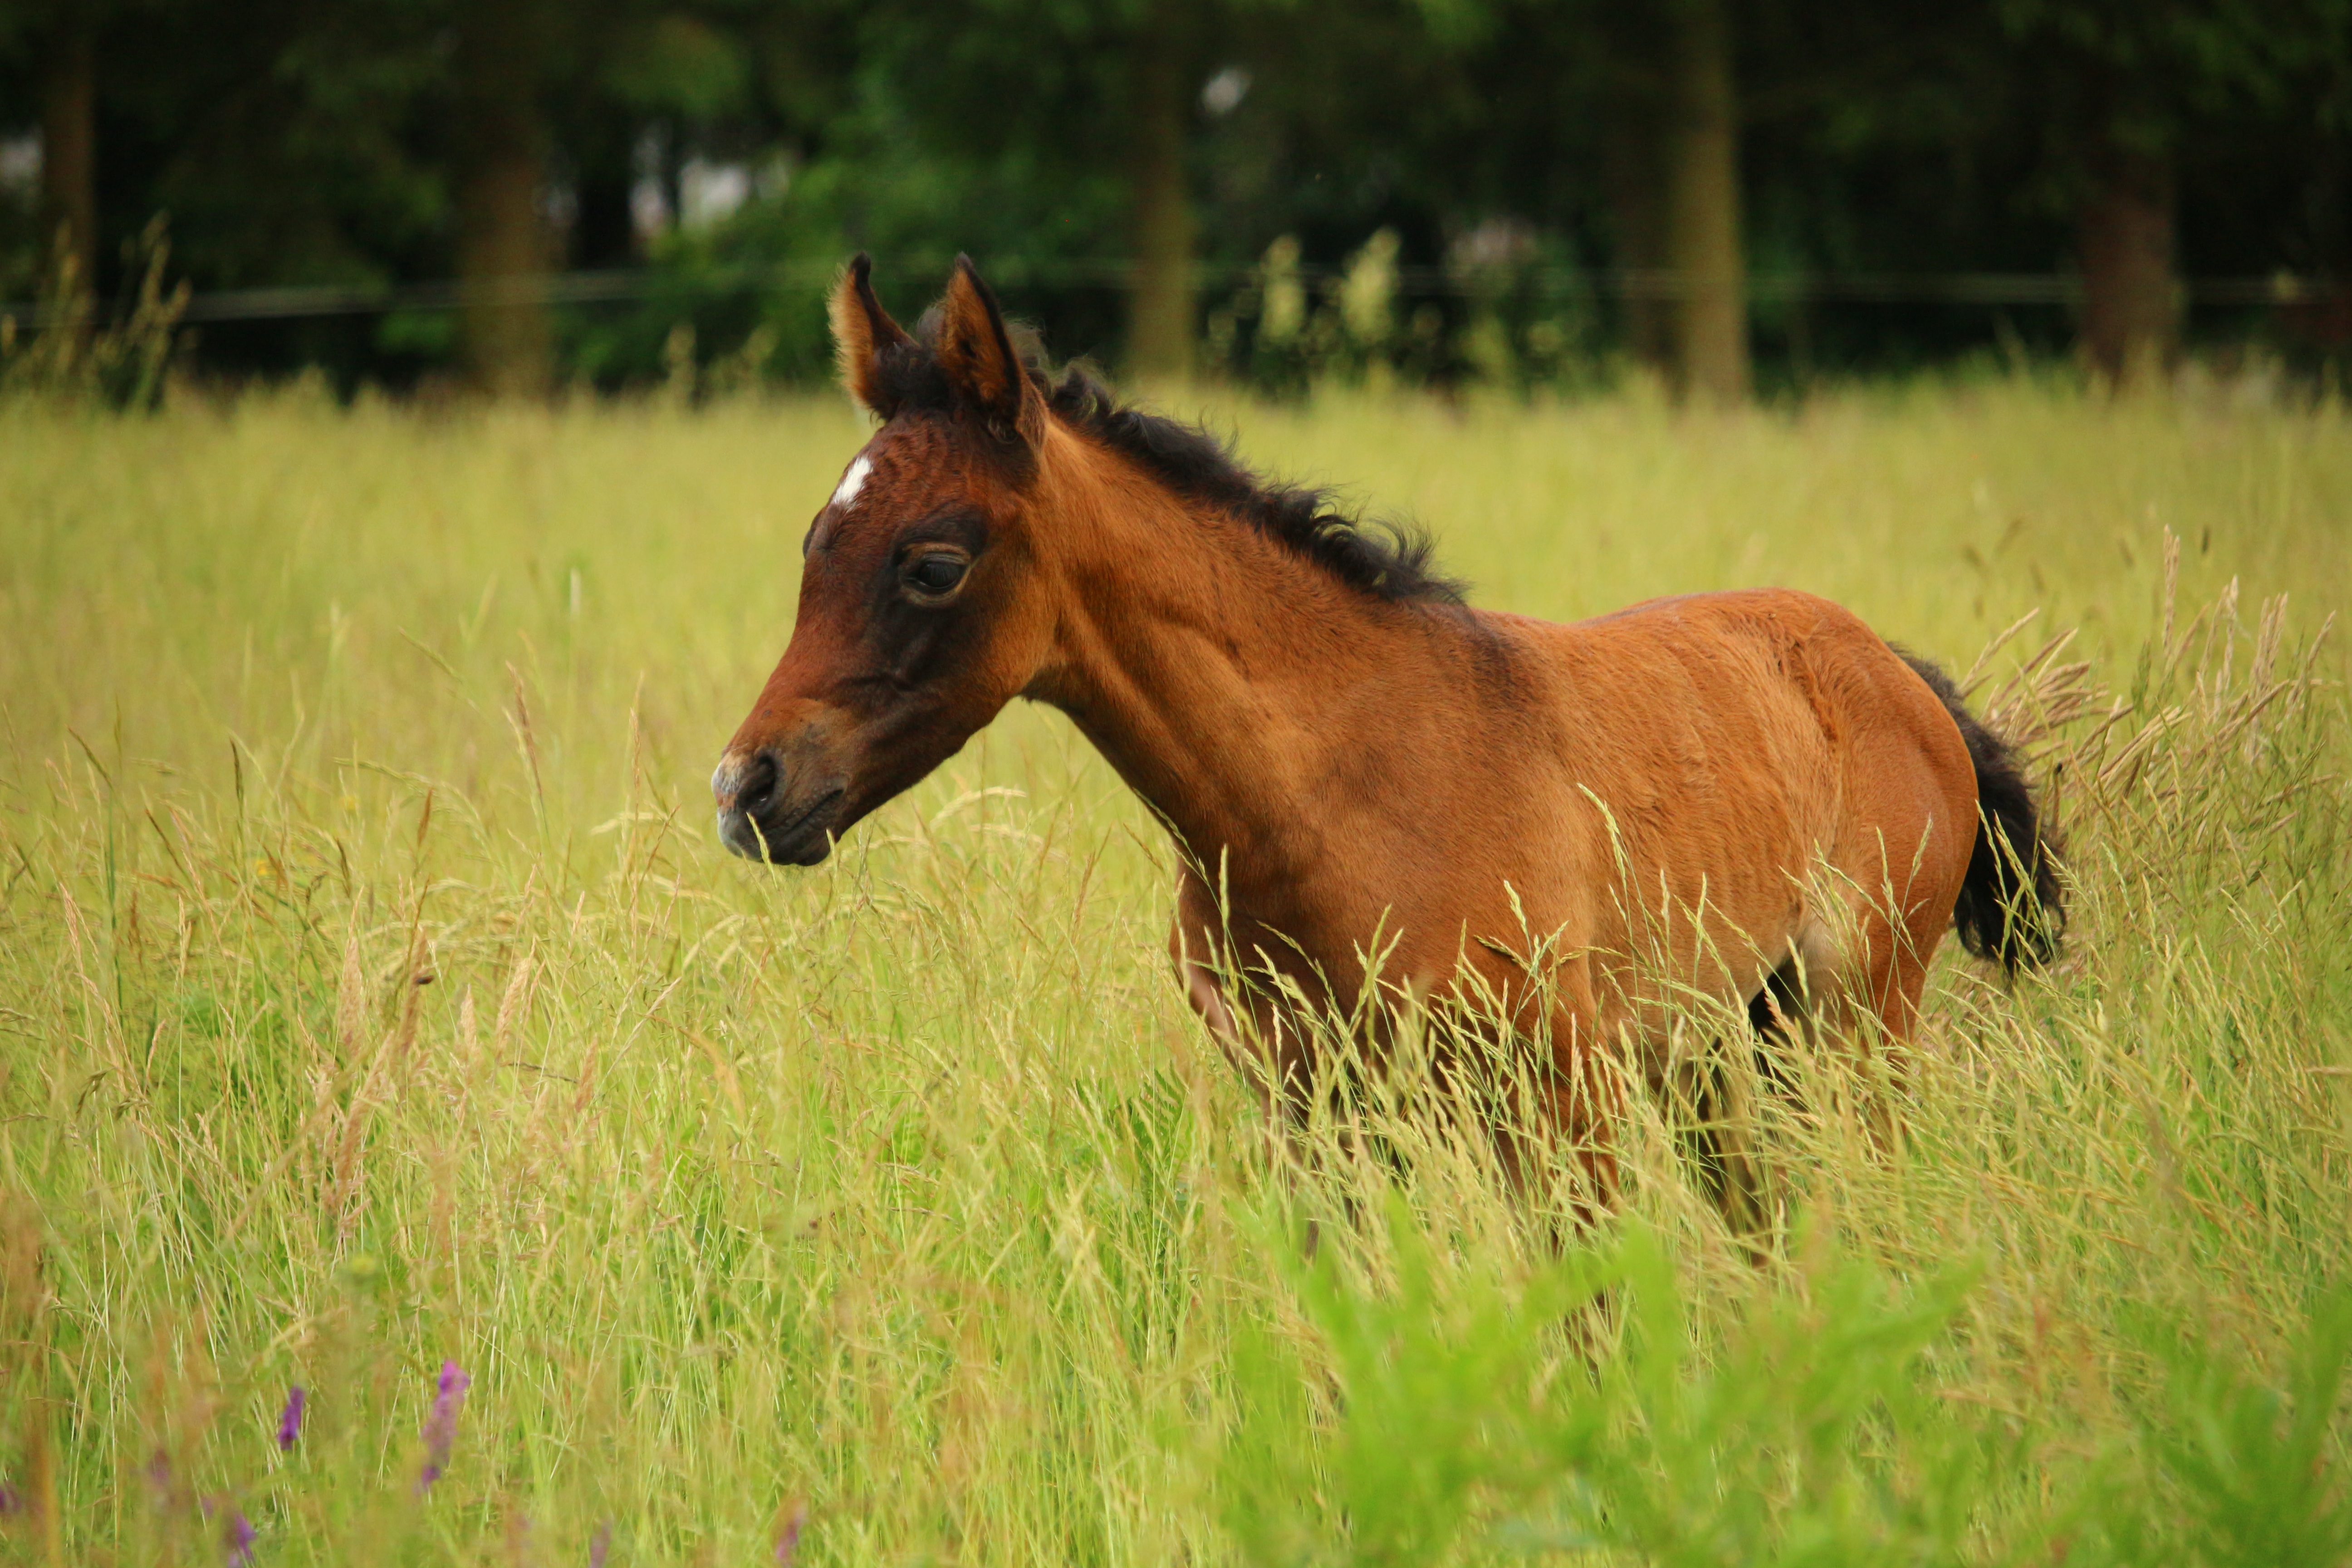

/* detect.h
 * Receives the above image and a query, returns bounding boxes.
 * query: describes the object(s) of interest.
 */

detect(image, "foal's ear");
[935,255,1044,444]
[830,253,912,417]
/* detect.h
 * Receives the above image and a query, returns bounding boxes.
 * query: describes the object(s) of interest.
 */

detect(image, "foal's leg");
[1692,933,1837,1240]
[1681,1048,1773,1245]
[1551,1072,1622,1230]
[1515,1010,1622,1235]
[1168,886,1331,1250]
[1744,954,1808,1086]
[1798,900,1946,1150]
[1167,878,1306,1125]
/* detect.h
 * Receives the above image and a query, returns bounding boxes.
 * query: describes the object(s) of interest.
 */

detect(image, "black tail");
[1899,652,2065,974]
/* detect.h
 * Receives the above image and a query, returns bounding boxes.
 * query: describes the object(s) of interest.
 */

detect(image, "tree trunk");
[1125,0,1197,381]
[1663,0,1749,406]
[455,5,553,398]
[39,18,98,294]
[2078,140,2176,387]
[1601,81,1671,377]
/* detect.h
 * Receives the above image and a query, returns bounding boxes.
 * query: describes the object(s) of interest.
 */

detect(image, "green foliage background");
[6,0,2351,387]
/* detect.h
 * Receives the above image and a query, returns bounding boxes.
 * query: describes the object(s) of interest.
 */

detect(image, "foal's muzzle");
[711,746,843,866]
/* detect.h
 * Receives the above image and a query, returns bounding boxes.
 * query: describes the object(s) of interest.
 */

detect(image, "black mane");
[870,324,1466,607]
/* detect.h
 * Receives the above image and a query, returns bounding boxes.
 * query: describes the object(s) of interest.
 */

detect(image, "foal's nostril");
[736,749,779,813]
[714,747,779,814]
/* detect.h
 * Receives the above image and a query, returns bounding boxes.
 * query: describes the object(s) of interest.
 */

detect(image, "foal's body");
[1022,417,1971,1158]
[715,257,2058,1203]
[1158,592,1971,1063]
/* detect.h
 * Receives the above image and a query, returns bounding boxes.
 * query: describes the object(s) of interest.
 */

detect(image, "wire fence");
[4,261,2342,328]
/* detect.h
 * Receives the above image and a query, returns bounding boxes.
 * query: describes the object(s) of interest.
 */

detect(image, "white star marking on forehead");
[831,453,872,511]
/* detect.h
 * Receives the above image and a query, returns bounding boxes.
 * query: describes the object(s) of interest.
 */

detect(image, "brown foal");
[713,255,2062,1205]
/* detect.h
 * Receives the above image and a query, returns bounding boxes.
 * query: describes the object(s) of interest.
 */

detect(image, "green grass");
[1,379,2349,1566]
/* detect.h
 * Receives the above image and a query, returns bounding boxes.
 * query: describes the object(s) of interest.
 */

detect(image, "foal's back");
[1487,586,1978,1048]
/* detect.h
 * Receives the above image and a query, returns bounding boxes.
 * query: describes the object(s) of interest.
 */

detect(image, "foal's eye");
[902,551,969,600]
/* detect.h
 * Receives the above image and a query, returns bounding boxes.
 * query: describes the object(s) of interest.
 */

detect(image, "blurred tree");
[0,0,116,297]
[1983,0,2352,382]
[117,0,442,287]
[1598,57,1672,375]
[79,0,452,382]
[35,4,95,289]
[3,0,2343,389]
[560,0,835,385]
[453,0,559,395]
[835,0,1235,377]
[584,5,761,263]
[1406,0,1753,401]
[1663,0,1748,402]
[452,0,770,394]
[1127,0,1204,377]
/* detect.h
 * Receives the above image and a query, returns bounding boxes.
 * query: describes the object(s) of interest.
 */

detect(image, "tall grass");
[1,381,2348,1565]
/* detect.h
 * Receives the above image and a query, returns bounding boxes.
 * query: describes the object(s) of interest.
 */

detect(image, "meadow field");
[2,378,2350,1566]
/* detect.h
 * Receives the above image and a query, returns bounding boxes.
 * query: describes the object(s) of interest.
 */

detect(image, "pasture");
[2,378,2349,1565]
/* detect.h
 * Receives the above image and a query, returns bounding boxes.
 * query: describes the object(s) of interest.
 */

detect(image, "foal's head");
[710,256,1059,864]
[713,254,1459,866]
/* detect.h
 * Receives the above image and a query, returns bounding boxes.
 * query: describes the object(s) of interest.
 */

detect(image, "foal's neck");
[1025,424,1477,895]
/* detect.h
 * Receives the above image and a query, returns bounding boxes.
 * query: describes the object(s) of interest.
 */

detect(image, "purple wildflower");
[0,1481,21,1515]
[775,1503,807,1566]
[589,1520,611,1568]
[415,1360,470,1496]
[275,1386,306,1451]
[144,1449,172,1504]
[224,1508,257,1568]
